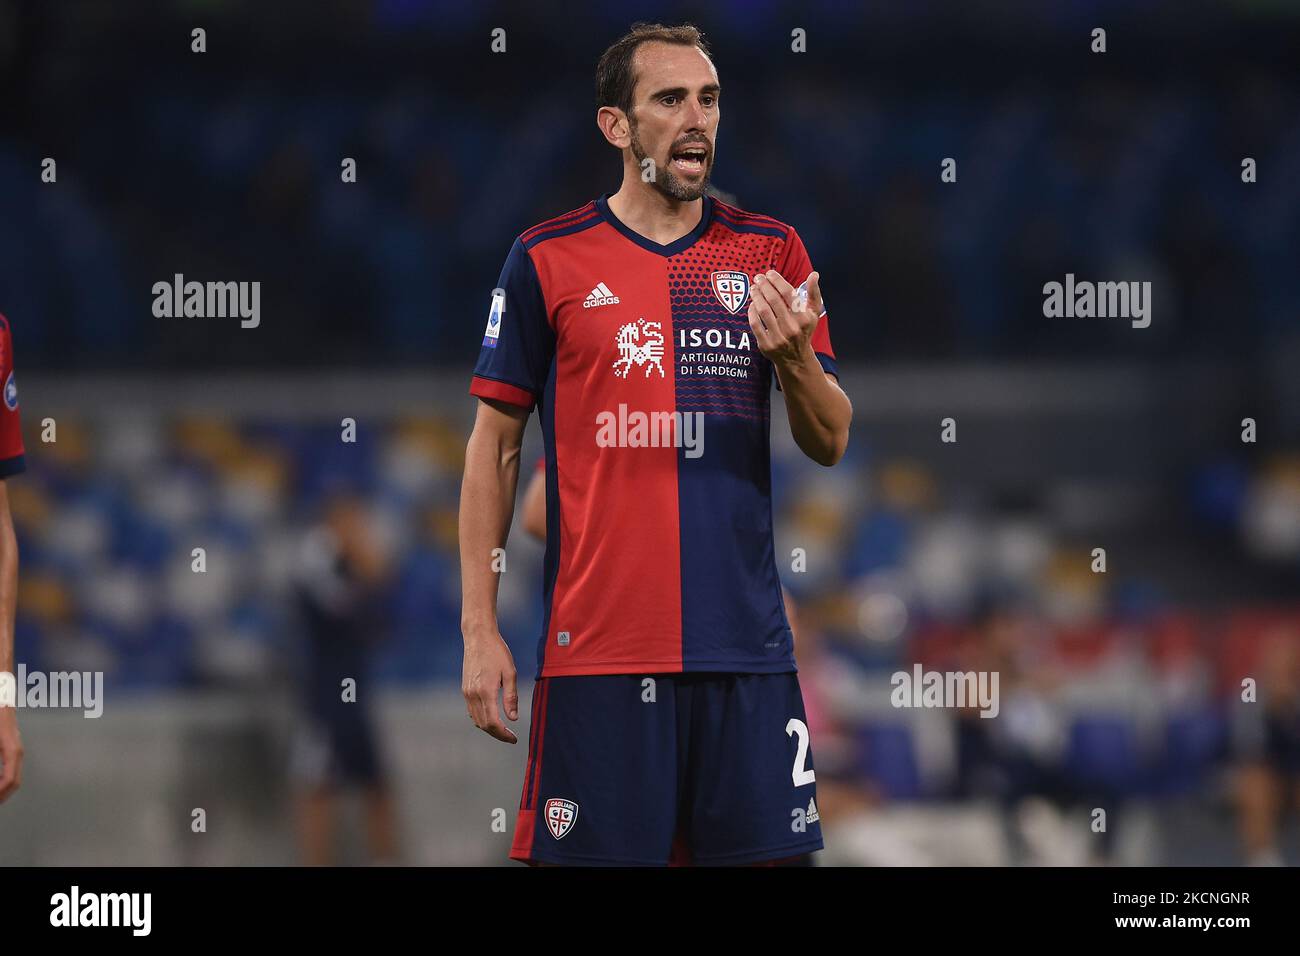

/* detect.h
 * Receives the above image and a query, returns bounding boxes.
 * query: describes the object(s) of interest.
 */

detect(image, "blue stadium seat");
[1157,710,1227,796]
[1063,715,1143,795]
[856,722,922,800]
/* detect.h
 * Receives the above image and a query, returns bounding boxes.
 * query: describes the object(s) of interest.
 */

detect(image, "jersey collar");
[595,192,714,257]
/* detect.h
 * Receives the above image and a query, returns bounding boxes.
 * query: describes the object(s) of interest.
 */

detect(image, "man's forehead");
[632,41,718,97]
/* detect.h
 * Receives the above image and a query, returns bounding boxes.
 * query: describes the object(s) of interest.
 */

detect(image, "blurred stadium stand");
[0,1,1297,369]
[0,367,1294,863]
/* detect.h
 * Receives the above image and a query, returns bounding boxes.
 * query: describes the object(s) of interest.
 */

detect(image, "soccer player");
[1232,630,1300,865]
[0,314,26,805]
[459,22,851,865]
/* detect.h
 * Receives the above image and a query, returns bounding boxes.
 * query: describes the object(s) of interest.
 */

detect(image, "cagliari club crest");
[544,798,578,839]
[711,270,749,314]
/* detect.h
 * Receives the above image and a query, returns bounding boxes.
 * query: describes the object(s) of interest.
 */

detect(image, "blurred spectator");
[290,491,398,865]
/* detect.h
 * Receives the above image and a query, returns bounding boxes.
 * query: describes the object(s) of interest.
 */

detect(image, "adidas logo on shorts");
[583,282,620,308]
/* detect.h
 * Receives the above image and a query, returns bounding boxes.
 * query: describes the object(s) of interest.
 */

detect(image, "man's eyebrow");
[647,83,721,100]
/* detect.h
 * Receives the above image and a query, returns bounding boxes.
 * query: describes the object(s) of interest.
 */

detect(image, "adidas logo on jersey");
[583,282,620,308]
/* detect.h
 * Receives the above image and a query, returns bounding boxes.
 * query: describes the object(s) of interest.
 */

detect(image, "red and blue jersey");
[0,315,25,478]
[470,194,836,679]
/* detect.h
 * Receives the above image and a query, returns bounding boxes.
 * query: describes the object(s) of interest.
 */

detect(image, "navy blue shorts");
[510,672,824,866]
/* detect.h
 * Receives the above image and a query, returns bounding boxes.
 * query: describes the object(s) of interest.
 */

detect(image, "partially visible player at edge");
[459,22,852,865]
[0,314,27,806]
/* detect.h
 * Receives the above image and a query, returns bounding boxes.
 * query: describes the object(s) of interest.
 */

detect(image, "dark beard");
[628,111,711,202]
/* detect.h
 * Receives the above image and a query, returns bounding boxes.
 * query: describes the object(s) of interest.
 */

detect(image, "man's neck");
[606,177,703,247]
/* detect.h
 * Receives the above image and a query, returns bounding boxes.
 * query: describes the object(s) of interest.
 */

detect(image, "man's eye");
[702,96,716,107]
[661,95,678,106]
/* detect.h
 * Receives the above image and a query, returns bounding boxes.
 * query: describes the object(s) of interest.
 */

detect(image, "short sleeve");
[0,316,25,478]
[469,238,556,411]
[776,227,837,380]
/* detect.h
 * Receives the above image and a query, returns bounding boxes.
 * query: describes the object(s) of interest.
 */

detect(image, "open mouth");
[670,145,709,175]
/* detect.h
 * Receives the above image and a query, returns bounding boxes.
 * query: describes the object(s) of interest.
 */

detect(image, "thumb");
[504,669,519,721]
[806,271,824,316]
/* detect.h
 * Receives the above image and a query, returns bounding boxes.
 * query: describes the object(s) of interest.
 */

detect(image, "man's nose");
[686,97,709,130]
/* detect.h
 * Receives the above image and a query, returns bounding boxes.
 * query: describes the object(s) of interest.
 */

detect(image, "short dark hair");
[595,22,712,114]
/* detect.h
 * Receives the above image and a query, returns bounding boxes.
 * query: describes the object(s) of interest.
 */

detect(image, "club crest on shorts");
[544,797,578,839]
[711,270,749,314]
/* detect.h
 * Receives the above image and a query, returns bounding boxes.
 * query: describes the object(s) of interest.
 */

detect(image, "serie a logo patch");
[482,290,505,348]
[544,798,578,839]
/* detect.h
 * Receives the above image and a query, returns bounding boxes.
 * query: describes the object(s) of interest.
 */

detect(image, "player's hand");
[0,704,23,803]
[461,632,519,744]
[747,270,822,372]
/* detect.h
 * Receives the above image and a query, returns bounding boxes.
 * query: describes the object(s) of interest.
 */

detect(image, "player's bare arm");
[0,480,23,803]
[458,396,528,744]
[749,269,852,466]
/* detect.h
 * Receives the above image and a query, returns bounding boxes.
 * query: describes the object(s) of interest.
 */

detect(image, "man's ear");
[597,106,630,149]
